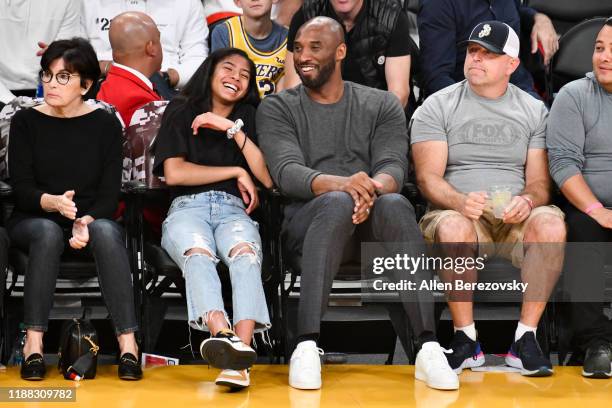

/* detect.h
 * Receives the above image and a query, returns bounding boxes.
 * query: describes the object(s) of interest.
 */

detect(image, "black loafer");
[118,353,143,380]
[21,353,46,380]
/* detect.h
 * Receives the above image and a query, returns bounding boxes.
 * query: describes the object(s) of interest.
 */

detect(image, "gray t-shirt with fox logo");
[410,80,547,195]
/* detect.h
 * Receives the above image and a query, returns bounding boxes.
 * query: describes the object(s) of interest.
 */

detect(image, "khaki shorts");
[419,205,565,267]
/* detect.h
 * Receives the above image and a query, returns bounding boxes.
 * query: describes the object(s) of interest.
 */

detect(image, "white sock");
[515,322,537,342]
[454,323,476,341]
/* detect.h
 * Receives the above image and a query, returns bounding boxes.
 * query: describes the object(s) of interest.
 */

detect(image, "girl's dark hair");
[40,37,101,89]
[175,47,261,113]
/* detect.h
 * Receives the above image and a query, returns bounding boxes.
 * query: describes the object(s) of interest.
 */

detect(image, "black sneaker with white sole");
[582,341,612,379]
[505,332,553,377]
[200,329,257,371]
[444,330,485,374]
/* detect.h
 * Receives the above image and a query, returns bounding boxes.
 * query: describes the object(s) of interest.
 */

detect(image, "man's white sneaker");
[415,341,460,390]
[289,340,324,390]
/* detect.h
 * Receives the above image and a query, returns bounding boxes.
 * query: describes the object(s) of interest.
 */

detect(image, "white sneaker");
[289,340,324,390]
[215,369,250,389]
[415,341,460,390]
[200,329,257,370]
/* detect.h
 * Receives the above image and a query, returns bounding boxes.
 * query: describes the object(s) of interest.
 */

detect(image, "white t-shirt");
[81,0,209,88]
[0,0,83,103]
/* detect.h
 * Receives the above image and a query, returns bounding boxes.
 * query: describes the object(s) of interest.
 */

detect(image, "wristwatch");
[226,119,244,139]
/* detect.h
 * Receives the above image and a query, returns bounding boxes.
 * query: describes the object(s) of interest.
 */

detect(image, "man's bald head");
[109,12,162,75]
[109,12,160,58]
[296,16,345,48]
[293,16,347,90]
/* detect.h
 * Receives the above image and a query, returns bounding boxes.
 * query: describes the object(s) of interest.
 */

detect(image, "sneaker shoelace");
[293,345,324,361]
[589,343,612,358]
[424,346,454,370]
[218,329,240,340]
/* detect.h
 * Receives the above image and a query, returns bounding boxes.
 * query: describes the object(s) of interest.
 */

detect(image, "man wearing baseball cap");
[411,21,566,379]
[418,0,558,99]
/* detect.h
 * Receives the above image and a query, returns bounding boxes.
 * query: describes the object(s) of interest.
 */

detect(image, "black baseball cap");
[463,20,520,58]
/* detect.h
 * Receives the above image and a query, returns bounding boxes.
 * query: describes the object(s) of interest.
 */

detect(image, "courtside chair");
[123,182,283,361]
[527,0,612,35]
[546,17,608,105]
[0,99,142,364]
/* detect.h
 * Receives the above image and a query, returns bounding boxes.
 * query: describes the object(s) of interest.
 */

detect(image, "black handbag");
[57,319,99,380]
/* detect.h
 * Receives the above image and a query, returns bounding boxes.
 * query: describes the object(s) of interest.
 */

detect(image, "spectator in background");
[8,38,141,381]
[203,0,243,30]
[546,18,612,379]
[0,0,82,104]
[97,12,163,126]
[418,0,558,99]
[412,22,565,379]
[211,0,288,98]
[81,0,208,99]
[280,0,418,117]
[258,17,458,391]
[273,0,303,27]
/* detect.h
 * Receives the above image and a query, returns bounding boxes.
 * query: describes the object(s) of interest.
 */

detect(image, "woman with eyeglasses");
[7,38,141,381]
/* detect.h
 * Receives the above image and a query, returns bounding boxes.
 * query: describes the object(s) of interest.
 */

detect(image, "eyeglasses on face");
[39,71,80,85]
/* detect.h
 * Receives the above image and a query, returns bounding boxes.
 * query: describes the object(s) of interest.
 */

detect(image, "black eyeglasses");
[39,71,80,85]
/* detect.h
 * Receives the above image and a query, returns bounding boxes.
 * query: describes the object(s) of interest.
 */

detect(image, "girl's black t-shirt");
[153,101,257,200]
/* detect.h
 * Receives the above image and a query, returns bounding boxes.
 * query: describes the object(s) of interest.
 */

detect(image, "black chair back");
[403,0,419,14]
[548,17,607,99]
[527,0,612,34]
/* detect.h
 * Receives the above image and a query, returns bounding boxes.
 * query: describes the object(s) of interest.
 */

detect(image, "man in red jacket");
[97,11,163,126]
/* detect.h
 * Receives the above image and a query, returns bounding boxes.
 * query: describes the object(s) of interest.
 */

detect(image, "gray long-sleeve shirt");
[257,82,408,200]
[546,72,612,206]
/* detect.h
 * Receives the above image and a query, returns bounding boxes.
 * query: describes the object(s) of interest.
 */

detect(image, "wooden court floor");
[0,364,610,407]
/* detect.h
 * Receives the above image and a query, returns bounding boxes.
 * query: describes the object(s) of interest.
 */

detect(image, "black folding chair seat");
[9,248,97,283]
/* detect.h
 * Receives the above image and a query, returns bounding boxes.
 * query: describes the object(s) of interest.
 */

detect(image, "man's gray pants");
[282,191,436,352]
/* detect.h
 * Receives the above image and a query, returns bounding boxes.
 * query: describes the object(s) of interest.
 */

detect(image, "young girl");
[153,48,273,390]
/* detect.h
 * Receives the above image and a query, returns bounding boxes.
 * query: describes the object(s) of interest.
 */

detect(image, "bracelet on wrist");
[226,119,244,139]
[585,202,604,215]
[519,195,534,211]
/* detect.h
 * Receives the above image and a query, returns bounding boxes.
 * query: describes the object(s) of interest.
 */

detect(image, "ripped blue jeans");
[161,191,271,333]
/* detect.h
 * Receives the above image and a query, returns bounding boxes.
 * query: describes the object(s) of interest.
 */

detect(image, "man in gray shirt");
[412,21,566,379]
[258,17,458,391]
[546,18,612,379]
